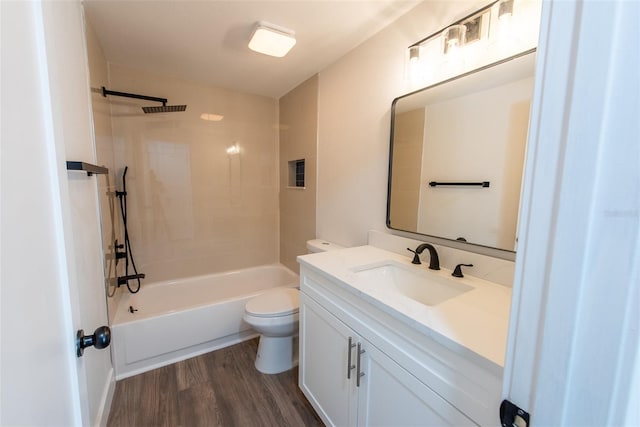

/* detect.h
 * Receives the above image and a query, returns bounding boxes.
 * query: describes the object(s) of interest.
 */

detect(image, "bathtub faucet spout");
[117,274,146,287]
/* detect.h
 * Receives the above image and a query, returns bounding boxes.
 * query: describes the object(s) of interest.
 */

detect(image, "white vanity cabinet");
[298,265,502,426]
[300,292,476,426]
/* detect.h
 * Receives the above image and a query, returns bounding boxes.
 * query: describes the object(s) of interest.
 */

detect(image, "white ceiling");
[83,1,422,99]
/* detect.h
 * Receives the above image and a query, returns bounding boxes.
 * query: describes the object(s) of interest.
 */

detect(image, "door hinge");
[500,399,530,427]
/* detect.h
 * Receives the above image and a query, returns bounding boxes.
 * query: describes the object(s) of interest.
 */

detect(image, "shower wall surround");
[108,65,279,283]
[279,75,318,273]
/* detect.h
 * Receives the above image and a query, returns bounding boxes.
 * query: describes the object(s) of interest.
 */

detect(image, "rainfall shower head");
[101,87,187,114]
[142,104,187,114]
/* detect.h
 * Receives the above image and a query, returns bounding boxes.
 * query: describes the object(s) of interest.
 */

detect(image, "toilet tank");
[306,239,344,254]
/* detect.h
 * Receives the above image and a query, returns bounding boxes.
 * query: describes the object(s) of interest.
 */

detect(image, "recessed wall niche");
[288,159,305,188]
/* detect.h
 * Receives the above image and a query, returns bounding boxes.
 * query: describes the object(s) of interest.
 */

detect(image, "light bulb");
[498,0,514,37]
[442,25,466,55]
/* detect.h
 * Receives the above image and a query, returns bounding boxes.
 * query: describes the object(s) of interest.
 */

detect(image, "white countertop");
[298,245,512,370]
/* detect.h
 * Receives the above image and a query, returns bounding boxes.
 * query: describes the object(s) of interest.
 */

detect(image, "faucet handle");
[406,248,421,264]
[452,263,473,278]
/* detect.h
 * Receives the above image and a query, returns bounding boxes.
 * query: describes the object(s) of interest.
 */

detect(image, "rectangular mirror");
[387,49,536,253]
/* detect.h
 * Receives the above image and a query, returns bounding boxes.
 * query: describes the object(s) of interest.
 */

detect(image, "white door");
[1,1,113,425]
[299,293,359,427]
[42,1,114,425]
[502,0,639,425]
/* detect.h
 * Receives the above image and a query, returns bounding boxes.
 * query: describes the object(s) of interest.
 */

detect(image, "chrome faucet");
[406,243,440,270]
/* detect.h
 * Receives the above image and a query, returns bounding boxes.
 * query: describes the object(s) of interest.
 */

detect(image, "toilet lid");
[246,288,299,318]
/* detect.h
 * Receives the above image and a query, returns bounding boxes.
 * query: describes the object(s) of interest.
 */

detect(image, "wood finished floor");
[107,339,323,427]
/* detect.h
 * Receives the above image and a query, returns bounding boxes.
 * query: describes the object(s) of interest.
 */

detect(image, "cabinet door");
[357,341,477,427]
[299,293,358,427]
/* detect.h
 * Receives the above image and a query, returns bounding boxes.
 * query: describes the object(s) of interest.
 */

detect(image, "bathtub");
[111,264,299,379]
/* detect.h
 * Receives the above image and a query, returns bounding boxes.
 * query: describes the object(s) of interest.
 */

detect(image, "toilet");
[243,239,344,374]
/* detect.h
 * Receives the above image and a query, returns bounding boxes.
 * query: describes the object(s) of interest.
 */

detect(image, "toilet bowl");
[243,239,344,374]
[243,287,299,374]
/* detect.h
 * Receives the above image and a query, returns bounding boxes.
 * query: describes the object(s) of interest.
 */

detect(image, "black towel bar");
[428,181,490,188]
[66,161,109,176]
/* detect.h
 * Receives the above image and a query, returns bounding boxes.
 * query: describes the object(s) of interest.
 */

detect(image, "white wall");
[317,0,486,247]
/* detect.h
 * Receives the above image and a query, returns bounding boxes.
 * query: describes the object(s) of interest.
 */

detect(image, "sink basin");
[352,261,473,306]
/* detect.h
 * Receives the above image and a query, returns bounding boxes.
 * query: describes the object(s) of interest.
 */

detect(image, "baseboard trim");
[95,367,115,427]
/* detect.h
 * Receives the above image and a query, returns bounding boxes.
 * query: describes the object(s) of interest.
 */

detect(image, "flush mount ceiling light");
[248,21,296,58]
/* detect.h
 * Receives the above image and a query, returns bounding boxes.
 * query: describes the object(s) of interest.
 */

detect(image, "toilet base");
[255,334,298,374]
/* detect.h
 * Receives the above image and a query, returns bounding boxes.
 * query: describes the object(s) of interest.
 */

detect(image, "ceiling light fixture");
[248,21,296,58]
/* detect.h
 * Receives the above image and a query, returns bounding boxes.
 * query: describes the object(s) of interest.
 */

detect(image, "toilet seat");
[245,288,299,318]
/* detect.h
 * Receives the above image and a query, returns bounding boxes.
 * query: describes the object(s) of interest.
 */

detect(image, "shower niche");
[287,159,305,189]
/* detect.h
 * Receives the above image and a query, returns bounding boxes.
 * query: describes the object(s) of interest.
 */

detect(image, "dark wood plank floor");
[107,339,324,427]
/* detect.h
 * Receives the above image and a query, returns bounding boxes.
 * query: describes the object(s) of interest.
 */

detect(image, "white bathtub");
[111,264,299,379]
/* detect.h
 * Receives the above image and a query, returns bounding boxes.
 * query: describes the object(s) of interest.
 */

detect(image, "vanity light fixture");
[497,0,515,36]
[405,0,541,90]
[408,45,424,83]
[498,0,514,19]
[409,46,420,63]
[248,21,296,57]
[442,24,466,55]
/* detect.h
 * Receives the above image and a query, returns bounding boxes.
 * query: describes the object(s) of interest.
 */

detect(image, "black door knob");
[76,326,111,357]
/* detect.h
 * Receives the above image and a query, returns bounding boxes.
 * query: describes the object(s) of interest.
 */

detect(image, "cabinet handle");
[347,337,356,379]
[356,342,365,387]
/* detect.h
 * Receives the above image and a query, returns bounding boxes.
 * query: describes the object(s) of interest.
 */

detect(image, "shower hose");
[118,166,142,294]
